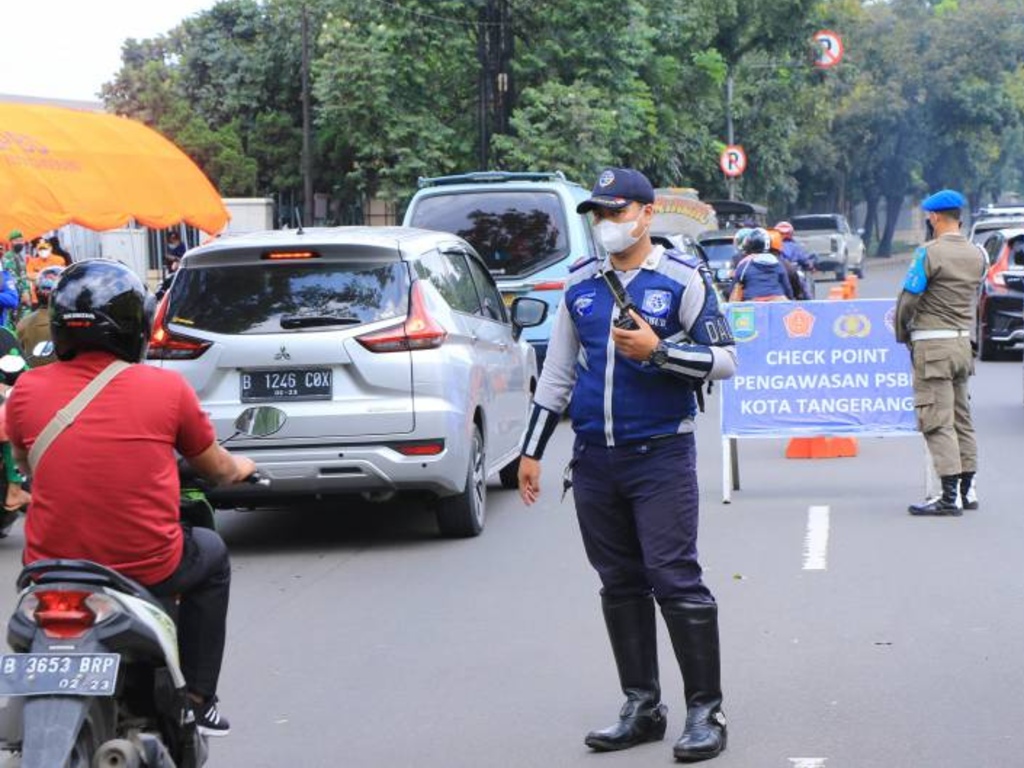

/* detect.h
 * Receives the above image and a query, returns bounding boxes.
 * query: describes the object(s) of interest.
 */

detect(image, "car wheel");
[498,456,520,489]
[834,259,847,282]
[437,424,486,538]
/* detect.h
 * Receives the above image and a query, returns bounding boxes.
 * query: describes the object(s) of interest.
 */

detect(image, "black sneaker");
[196,696,231,737]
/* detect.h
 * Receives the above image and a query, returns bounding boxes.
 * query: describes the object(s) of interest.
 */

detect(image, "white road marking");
[802,505,830,571]
[789,759,827,768]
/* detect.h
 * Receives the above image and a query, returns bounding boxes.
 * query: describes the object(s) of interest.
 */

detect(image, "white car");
[790,213,866,280]
[146,226,547,537]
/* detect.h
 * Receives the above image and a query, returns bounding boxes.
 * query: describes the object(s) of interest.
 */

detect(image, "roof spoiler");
[417,170,569,188]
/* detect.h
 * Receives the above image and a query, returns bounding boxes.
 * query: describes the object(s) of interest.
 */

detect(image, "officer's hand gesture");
[518,456,541,506]
[611,310,660,361]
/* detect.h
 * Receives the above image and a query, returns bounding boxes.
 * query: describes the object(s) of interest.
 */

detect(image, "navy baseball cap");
[577,168,655,214]
[921,189,966,212]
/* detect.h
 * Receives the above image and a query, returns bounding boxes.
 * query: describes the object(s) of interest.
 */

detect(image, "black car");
[976,227,1024,360]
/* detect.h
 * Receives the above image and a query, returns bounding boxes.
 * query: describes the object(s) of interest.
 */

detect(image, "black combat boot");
[584,594,667,752]
[908,475,962,516]
[661,600,727,762]
[960,472,978,510]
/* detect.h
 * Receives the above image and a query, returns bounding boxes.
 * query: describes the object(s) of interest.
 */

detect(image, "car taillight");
[356,282,446,353]
[31,590,96,639]
[391,440,445,456]
[146,294,212,360]
[532,280,565,291]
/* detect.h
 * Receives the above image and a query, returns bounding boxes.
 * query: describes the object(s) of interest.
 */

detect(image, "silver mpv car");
[147,227,546,537]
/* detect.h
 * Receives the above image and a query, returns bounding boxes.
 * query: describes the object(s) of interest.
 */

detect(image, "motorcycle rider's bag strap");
[27,360,131,474]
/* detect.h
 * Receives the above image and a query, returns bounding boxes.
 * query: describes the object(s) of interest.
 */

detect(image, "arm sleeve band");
[520,403,560,460]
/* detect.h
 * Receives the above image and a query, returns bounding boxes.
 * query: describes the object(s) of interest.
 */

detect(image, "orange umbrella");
[1,103,229,240]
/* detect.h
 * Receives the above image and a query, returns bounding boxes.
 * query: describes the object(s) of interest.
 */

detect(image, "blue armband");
[902,247,929,294]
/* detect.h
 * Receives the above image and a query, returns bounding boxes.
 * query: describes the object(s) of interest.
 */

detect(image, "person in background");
[729,228,793,302]
[17,266,63,367]
[46,233,73,267]
[167,231,187,260]
[518,167,736,762]
[25,240,67,307]
[896,189,987,515]
[2,231,30,322]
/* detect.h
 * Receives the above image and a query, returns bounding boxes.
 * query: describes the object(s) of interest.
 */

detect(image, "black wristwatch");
[648,341,669,368]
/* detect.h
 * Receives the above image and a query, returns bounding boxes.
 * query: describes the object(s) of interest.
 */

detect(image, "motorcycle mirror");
[233,406,287,438]
[0,353,27,374]
[32,341,54,359]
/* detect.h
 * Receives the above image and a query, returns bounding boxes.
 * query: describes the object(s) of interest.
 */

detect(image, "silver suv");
[147,227,546,537]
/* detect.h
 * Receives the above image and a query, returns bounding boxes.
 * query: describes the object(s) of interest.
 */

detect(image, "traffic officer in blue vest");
[518,168,737,762]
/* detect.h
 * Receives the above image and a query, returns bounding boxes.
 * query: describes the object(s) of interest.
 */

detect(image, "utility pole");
[301,4,314,227]
[477,0,513,169]
[725,69,736,201]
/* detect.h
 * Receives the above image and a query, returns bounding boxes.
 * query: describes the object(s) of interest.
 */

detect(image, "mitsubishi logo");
[274,345,291,361]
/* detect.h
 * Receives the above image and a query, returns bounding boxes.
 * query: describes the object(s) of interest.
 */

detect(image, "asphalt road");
[2,254,1022,767]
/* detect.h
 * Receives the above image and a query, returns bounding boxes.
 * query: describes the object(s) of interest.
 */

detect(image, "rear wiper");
[280,314,362,329]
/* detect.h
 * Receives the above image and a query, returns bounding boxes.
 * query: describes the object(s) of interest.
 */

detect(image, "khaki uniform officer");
[896,189,987,516]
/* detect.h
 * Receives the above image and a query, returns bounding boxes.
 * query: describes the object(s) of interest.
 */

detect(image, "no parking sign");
[813,29,844,69]
[720,145,746,178]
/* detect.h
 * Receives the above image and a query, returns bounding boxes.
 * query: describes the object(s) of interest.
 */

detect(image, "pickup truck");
[789,213,866,280]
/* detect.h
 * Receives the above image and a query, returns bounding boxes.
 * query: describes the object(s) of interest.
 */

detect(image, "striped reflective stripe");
[521,404,560,459]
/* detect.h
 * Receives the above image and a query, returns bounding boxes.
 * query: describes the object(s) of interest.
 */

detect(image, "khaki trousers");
[911,337,976,477]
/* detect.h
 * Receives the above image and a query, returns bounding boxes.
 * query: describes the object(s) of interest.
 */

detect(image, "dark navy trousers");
[571,432,714,603]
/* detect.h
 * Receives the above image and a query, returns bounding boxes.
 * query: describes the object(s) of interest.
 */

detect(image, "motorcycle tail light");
[31,590,97,639]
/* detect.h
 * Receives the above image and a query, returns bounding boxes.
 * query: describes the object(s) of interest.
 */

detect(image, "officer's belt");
[910,329,970,341]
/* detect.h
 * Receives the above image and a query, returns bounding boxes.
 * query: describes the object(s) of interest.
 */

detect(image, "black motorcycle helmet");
[50,260,156,363]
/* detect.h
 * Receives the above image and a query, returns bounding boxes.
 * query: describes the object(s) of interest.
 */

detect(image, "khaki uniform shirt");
[895,233,986,342]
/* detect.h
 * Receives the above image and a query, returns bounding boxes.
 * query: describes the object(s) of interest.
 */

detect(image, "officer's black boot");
[661,600,727,762]
[960,471,978,510]
[908,475,962,516]
[584,594,667,752]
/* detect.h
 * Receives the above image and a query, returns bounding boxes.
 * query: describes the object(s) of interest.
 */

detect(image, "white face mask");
[593,214,647,254]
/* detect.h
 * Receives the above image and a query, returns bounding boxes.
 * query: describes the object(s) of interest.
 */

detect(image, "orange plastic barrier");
[785,436,859,459]
[785,274,861,459]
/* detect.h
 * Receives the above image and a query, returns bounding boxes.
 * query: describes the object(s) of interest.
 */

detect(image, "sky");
[0,1,217,102]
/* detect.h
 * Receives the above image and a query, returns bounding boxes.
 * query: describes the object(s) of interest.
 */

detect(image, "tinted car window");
[791,216,839,231]
[407,191,569,278]
[167,260,408,334]
[700,240,740,265]
[414,249,482,315]
[464,253,507,322]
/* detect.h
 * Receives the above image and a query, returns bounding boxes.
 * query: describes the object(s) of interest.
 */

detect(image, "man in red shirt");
[5,260,255,737]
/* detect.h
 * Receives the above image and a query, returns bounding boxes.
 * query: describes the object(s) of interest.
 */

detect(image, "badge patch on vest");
[641,289,672,317]
[573,291,596,317]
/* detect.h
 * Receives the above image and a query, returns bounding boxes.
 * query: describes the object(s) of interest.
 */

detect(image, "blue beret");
[921,189,966,212]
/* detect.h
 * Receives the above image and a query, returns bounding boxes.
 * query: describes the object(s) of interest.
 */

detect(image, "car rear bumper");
[983,293,1024,345]
[211,408,471,502]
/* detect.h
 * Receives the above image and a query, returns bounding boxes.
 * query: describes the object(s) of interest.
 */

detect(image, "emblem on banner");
[834,312,872,338]
[884,306,896,334]
[782,307,815,338]
[728,305,758,342]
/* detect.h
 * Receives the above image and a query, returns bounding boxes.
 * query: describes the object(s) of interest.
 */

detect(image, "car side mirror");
[510,297,548,340]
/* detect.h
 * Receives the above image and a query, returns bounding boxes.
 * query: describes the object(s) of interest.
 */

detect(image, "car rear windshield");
[791,216,838,231]
[408,190,569,277]
[701,241,739,265]
[166,259,409,334]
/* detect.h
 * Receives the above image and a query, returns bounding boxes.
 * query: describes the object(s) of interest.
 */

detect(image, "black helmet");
[50,260,156,363]
[742,227,770,255]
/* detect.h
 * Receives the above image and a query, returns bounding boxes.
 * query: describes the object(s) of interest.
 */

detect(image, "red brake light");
[34,590,95,639]
[356,282,447,353]
[147,293,212,360]
[532,280,565,291]
[263,251,320,260]
[391,440,445,456]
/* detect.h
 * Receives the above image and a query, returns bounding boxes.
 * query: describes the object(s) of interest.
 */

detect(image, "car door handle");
[498,342,508,351]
